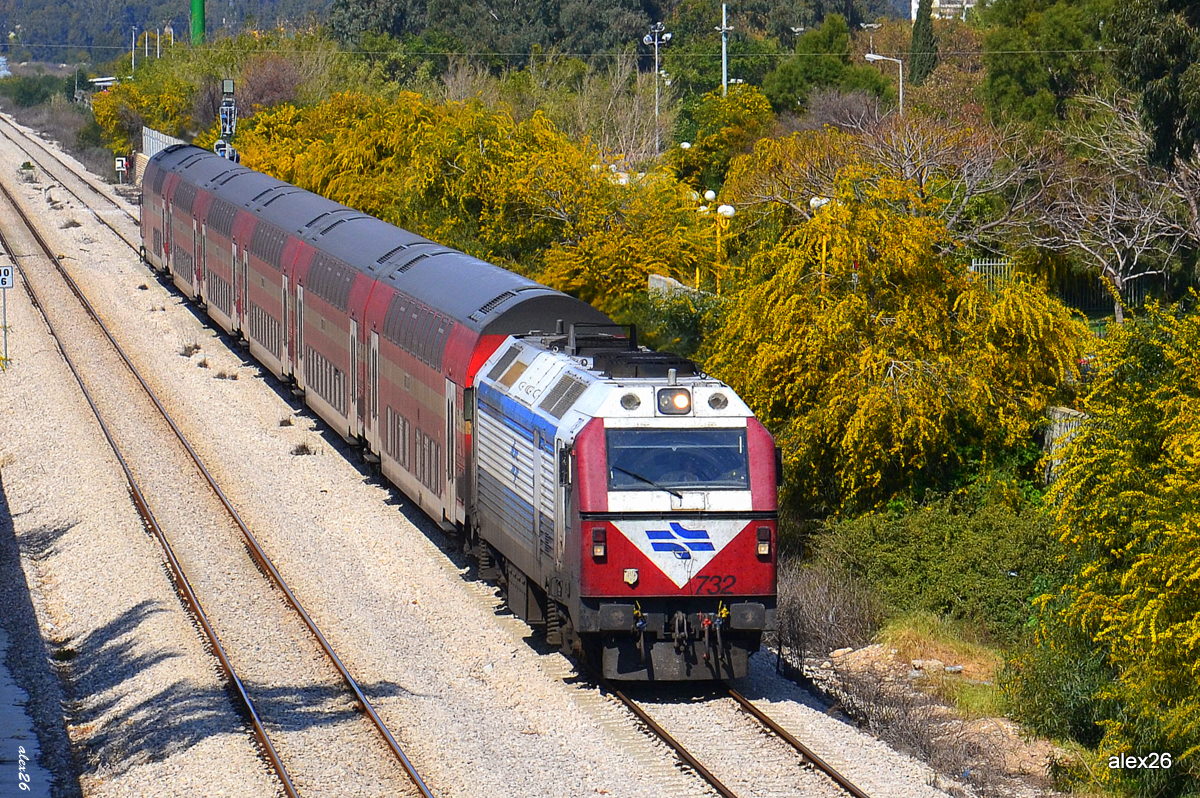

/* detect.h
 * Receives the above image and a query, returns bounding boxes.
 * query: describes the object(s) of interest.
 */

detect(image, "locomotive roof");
[151,145,610,335]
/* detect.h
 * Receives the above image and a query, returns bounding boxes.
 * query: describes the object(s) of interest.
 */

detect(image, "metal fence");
[968,257,1012,290]
[141,126,186,161]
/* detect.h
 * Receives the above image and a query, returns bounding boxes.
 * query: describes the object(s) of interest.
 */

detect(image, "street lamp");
[789,26,805,53]
[860,22,881,52]
[865,52,904,115]
[642,22,672,155]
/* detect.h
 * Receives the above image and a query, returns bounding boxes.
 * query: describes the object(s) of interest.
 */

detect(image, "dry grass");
[879,612,1004,682]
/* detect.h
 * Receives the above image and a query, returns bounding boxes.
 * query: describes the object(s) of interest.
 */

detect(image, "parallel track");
[0,131,434,798]
[0,113,141,243]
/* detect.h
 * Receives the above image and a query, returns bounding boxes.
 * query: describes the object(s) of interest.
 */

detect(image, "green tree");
[908,0,937,87]
[761,14,888,112]
[980,0,1113,124]
[1109,0,1200,168]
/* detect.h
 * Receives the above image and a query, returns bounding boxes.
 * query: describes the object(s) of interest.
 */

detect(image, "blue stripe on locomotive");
[476,381,557,454]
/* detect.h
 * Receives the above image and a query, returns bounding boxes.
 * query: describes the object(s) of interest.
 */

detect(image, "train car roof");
[149,145,610,335]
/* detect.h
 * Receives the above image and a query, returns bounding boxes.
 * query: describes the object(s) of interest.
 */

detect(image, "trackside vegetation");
[67,2,1200,793]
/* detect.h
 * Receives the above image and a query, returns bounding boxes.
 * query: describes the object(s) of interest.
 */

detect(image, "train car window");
[606,429,748,491]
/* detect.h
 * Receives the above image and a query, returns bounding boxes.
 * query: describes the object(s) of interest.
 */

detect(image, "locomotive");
[140,144,778,680]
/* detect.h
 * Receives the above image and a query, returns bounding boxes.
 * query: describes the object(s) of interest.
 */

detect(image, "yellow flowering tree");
[702,166,1085,516]
[1041,300,1200,792]
[238,92,708,320]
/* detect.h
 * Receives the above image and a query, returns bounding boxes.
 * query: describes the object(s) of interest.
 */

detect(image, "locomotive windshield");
[606,428,749,491]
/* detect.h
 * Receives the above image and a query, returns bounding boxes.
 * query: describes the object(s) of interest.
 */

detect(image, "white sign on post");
[0,264,13,289]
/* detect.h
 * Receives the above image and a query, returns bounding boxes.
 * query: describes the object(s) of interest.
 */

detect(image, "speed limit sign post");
[0,263,12,369]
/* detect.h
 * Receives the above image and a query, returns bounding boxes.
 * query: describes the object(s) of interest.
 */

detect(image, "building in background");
[911,0,976,20]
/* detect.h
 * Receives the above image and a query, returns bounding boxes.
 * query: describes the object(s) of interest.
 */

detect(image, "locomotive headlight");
[657,388,692,415]
[708,392,729,410]
[620,392,641,410]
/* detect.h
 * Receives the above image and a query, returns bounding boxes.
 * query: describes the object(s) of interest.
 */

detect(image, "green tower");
[190,0,205,44]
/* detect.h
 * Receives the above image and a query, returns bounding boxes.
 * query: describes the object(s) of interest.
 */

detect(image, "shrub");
[814,484,1064,643]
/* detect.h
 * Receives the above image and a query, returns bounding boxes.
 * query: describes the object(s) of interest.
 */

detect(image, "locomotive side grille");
[246,301,281,359]
[486,345,521,382]
[475,408,537,551]
[305,345,346,416]
[538,374,587,419]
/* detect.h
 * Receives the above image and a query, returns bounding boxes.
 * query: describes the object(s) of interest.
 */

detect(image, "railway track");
[603,678,873,798]
[0,136,433,798]
[0,113,141,248]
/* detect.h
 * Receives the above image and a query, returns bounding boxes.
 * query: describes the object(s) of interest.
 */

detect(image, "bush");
[814,484,1064,643]
[0,74,62,107]
[774,556,884,660]
[999,614,1112,748]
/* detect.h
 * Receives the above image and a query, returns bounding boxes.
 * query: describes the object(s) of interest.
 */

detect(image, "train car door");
[162,200,171,271]
[200,223,207,291]
[295,284,305,387]
[191,218,201,297]
[368,331,380,452]
[281,273,290,374]
[239,248,248,332]
[445,379,458,522]
[349,318,359,437]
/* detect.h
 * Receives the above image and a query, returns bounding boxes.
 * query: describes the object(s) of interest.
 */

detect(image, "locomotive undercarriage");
[469,537,773,681]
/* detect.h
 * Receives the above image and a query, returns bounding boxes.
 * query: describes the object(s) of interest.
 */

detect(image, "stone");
[831,647,853,658]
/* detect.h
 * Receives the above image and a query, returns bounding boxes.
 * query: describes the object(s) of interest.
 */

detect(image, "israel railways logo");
[614,519,747,588]
[647,523,714,560]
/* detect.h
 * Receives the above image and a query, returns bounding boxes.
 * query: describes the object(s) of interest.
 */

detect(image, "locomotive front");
[473,326,777,680]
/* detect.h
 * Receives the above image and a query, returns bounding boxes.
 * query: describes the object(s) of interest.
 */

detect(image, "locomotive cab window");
[606,428,748,491]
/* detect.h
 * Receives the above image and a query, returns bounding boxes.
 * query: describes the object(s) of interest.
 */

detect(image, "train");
[140,144,778,680]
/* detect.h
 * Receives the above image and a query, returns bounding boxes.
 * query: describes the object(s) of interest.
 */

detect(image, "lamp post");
[865,52,903,115]
[642,22,673,155]
[716,4,732,95]
[789,26,805,52]
[714,203,735,294]
[860,22,881,52]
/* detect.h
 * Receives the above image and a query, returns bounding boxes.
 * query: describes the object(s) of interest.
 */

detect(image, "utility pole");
[716,4,732,95]
[131,26,136,72]
[641,22,673,155]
